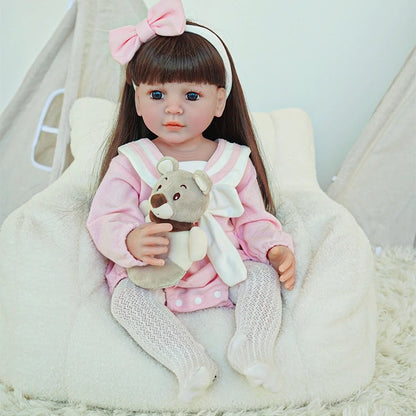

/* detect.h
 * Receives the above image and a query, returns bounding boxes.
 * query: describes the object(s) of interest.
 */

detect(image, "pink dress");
[87,138,293,313]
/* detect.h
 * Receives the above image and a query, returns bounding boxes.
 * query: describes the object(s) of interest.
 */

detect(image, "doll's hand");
[267,245,296,290]
[126,223,173,266]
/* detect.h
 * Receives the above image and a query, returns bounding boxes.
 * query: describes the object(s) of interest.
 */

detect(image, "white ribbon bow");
[199,183,247,286]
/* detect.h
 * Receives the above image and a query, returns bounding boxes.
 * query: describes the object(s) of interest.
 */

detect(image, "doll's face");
[134,82,226,148]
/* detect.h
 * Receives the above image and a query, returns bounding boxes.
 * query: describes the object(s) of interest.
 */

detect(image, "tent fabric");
[327,47,416,248]
[0,0,148,225]
[0,5,75,224]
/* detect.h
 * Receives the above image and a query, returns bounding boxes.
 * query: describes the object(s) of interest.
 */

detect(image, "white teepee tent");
[0,0,147,225]
[327,46,416,249]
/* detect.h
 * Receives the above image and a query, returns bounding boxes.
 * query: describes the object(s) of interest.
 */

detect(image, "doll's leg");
[227,260,281,392]
[111,278,217,402]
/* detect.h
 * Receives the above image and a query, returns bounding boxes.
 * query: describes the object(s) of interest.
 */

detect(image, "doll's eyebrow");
[180,184,187,189]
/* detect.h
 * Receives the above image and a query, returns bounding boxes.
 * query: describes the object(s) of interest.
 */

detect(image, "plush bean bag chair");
[0,97,376,412]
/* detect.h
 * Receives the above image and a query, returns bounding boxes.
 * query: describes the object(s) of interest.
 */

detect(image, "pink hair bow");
[109,0,186,65]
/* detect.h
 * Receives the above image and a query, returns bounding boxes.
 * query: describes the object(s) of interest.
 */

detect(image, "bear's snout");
[150,193,173,220]
[150,193,167,208]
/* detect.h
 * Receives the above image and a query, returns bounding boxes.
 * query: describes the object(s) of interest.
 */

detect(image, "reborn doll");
[87,0,296,402]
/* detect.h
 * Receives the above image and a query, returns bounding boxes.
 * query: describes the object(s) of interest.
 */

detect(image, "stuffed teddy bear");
[127,156,213,289]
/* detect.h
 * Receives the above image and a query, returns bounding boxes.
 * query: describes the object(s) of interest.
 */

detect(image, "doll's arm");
[126,222,172,266]
[233,161,294,261]
[87,157,147,268]
[267,245,296,290]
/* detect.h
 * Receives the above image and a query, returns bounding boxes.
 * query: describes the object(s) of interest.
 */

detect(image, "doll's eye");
[150,90,164,100]
[186,92,199,101]
[173,193,181,200]
[157,185,162,191]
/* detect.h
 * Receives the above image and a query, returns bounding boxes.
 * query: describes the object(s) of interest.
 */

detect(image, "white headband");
[184,25,232,97]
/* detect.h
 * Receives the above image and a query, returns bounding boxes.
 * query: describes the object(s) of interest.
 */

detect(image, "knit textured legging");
[227,261,282,391]
[111,260,282,399]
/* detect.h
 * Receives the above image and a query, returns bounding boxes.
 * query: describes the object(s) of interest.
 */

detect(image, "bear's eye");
[157,185,162,191]
[173,193,181,200]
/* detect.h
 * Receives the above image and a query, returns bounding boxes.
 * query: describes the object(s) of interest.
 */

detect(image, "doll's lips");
[164,122,184,131]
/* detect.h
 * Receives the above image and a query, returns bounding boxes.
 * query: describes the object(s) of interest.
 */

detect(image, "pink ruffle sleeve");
[233,160,294,264]
[86,156,148,269]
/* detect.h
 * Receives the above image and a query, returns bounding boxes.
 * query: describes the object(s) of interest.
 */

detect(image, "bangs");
[129,31,226,87]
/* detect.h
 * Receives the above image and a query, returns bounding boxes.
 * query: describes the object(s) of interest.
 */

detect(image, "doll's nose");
[165,99,183,114]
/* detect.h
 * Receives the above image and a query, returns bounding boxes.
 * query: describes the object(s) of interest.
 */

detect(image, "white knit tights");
[111,278,218,402]
[111,260,282,400]
[228,260,282,392]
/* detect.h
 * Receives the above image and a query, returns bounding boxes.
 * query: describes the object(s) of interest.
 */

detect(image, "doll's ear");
[134,92,142,116]
[157,157,179,175]
[193,170,212,195]
[214,87,227,117]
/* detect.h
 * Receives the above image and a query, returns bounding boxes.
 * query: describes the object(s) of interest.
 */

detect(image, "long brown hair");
[100,22,275,214]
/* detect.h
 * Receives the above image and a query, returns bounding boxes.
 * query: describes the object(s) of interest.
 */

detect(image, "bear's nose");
[150,193,167,208]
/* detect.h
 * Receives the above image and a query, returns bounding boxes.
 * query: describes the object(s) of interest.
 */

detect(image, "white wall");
[1,0,415,189]
[0,0,71,109]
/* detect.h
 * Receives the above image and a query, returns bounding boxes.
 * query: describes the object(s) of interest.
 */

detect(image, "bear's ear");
[193,170,212,195]
[157,157,179,175]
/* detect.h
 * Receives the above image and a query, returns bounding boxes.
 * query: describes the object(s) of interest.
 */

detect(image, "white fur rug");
[1,246,415,416]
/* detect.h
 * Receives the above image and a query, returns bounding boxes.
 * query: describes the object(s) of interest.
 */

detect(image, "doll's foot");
[244,362,279,393]
[227,333,279,393]
[178,366,216,402]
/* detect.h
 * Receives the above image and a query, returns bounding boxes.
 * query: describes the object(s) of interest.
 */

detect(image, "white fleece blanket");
[0,98,376,412]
